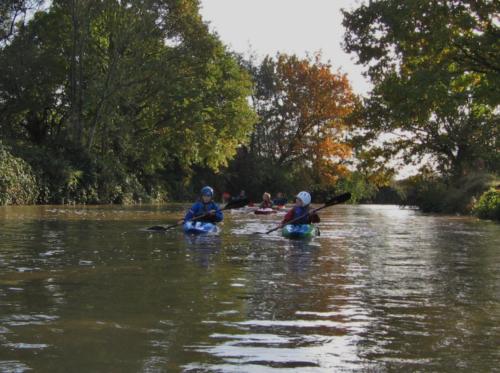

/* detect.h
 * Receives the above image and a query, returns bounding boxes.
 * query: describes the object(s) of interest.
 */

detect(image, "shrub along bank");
[473,188,500,221]
[0,142,39,205]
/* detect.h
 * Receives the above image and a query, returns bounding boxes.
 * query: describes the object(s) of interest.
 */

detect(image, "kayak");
[282,224,318,239]
[183,221,219,235]
[255,208,277,215]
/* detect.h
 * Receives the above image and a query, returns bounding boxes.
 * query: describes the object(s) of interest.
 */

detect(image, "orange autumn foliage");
[251,53,355,187]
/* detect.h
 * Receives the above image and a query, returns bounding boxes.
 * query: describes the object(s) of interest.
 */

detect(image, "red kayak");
[254,208,277,215]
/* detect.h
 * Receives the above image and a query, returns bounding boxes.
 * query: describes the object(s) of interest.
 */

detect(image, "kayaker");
[235,190,253,206]
[222,191,231,204]
[279,191,320,227]
[179,186,223,224]
[273,192,288,207]
[232,190,248,202]
[260,192,273,209]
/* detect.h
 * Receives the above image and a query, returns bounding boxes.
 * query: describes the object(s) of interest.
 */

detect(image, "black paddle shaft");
[147,198,249,231]
[265,193,351,234]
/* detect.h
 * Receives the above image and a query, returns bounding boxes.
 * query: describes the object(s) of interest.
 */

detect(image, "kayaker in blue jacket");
[279,191,320,226]
[179,186,223,224]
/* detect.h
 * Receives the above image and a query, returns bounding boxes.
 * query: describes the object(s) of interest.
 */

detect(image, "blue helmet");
[201,186,214,197]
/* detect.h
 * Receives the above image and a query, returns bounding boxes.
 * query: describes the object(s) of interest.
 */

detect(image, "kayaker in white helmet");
[279,191,320,227]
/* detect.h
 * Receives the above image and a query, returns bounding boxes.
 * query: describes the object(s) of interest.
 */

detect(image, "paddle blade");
[147,221,181,231]
[324,192,351,207]
[264,226,280,235]
[223,198,249,210]
[147,225,167,231]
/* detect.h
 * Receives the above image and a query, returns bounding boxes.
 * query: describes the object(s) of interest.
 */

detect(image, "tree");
[0,0,43,45]
[248,53,355,189]
[343,0,499,178]
[0,0,256,202]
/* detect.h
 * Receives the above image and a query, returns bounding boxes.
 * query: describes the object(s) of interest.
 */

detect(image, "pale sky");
[199,0,371,95]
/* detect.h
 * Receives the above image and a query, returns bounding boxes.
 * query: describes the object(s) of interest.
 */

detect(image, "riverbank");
[366,173,500,222]
[2,142,499,221]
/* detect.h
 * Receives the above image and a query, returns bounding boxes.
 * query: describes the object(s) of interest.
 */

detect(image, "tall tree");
[249,53,355,188]
[0,0,256,202]
[343,0,499,177]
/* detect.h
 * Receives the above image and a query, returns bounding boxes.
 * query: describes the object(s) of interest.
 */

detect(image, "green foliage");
[399,171,496,214]
[343,0,499,178]
[370,186,405,205]
[473,188,500,221]
[0,0,43,44]
[404,176,449,213]
[0,0,256,204]
[335,172,378,204]
[0,142,39,205]
[11,143,168,204]
[215,148,296,201]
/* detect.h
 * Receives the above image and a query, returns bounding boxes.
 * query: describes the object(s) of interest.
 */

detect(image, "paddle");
[262,192,351,235]
[147,198,249,231]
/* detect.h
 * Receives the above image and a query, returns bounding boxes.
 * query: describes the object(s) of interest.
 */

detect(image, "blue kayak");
[183,221,219,235]
[282,224,318,239]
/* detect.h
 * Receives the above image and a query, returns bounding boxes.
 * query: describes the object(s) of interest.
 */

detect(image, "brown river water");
[0,204,499,372]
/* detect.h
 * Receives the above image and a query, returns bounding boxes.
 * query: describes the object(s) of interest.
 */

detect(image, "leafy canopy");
[249,53,356,188]
[343,0,499,177]
[0,0,257,202]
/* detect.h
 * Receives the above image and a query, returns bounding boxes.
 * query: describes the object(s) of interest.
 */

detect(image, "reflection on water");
[0,204,499,371]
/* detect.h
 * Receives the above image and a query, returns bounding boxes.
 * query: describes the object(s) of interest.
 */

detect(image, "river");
[0,204,499,372]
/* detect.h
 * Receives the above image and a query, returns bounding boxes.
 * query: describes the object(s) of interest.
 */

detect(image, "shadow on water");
[0,204,499,372]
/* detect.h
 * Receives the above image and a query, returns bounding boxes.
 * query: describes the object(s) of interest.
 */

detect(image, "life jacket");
[195,201,216,222]
[260,200,273,209]
[291,206,311,224]
[282,204,320,225]
[185,200,223,223]
[194,201,213,216]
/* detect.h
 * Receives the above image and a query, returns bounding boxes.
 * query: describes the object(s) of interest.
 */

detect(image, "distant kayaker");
[222,191,231,204]
[179,186,223,224]
[273,192,288,207]
[260,192,273,209]
[279,191,320,227]
[234,190,253,206]
[232,190,247,201]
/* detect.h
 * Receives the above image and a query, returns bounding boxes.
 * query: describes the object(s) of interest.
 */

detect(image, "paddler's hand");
[209,210,216,215]
[178,219,184,224]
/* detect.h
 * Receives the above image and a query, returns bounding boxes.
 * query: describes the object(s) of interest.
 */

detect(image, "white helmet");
[296,191,311,206]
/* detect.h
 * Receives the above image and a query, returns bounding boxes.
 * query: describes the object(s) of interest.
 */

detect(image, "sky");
[198,0,371,96]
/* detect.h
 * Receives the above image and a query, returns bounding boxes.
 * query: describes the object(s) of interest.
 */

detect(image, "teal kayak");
[282,224,318,239]
[183,221,219,234]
